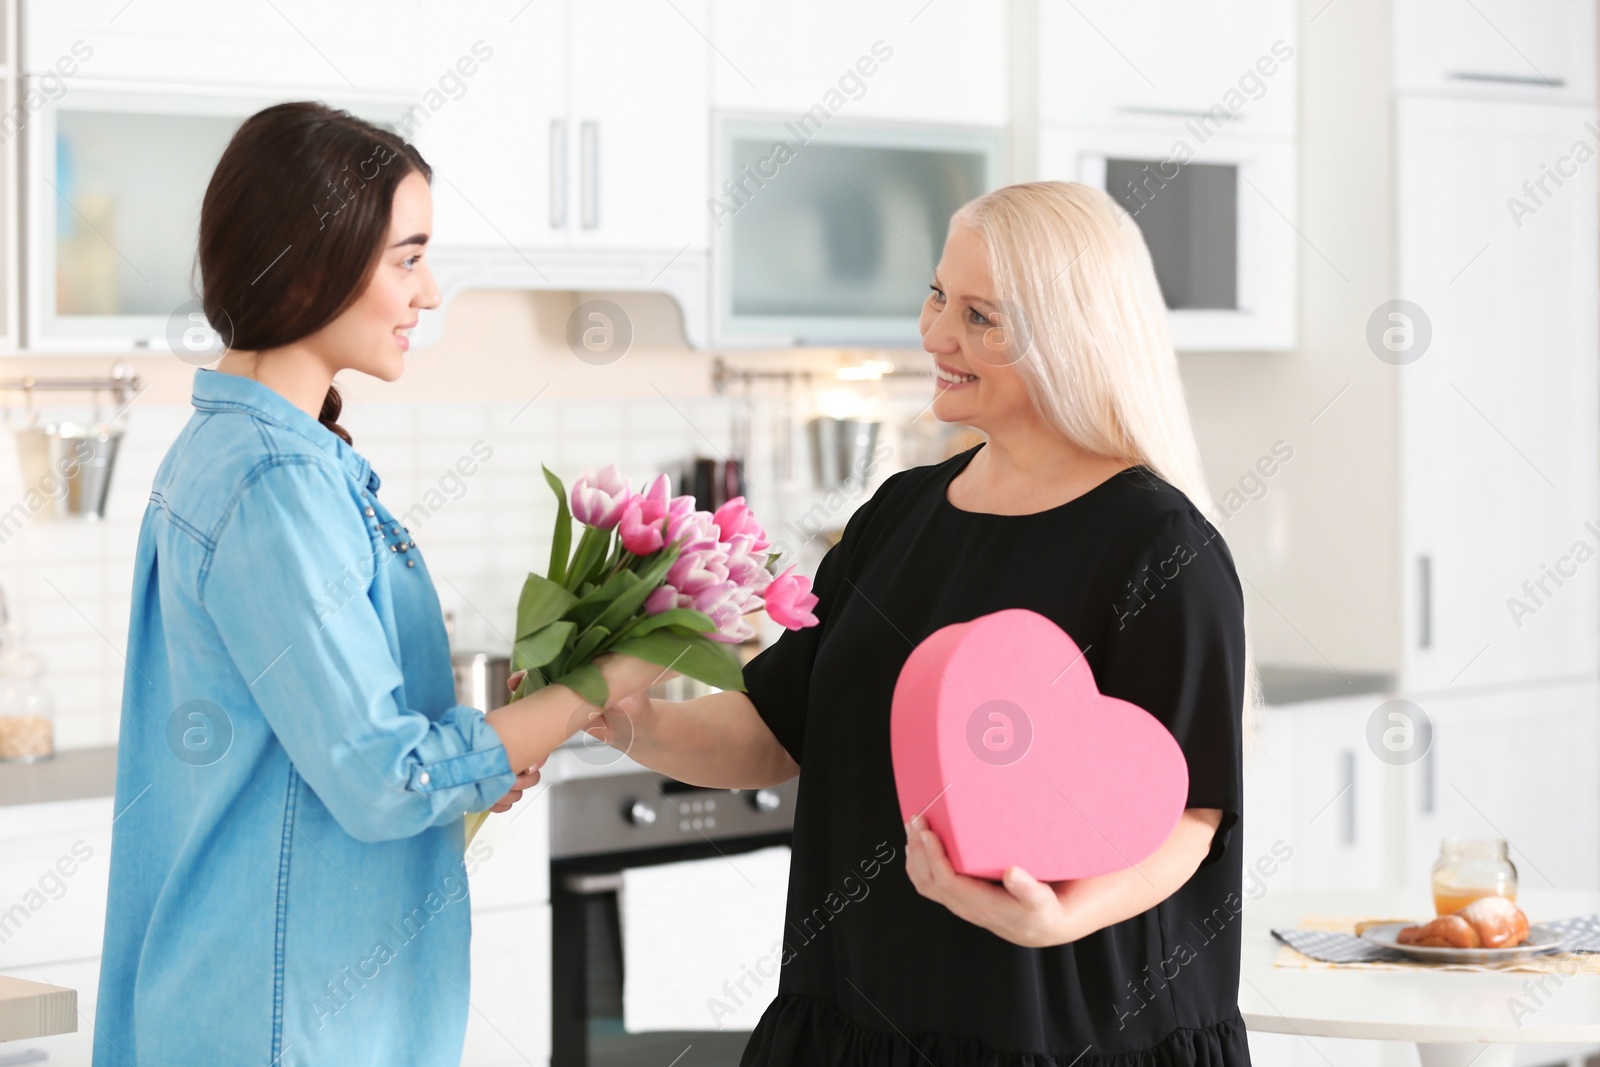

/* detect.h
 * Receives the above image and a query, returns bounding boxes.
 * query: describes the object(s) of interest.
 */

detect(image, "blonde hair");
[953,180,1262,744]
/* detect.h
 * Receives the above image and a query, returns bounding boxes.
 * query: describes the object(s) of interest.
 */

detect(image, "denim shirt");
[96,369,516,1067]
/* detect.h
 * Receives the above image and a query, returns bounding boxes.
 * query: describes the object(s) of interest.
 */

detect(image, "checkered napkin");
[1271,913,1600,963]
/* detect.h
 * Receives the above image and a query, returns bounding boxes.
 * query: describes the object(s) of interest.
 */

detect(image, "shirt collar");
[191,369,379,494]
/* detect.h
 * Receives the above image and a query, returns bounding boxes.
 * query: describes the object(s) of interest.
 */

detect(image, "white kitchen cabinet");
[707,0,1007,127]
[412,4,569,254]
[25,0,424,93]
[0,797,112,969]
[568,0,709,251]
[1393,0,1596,103]
[1285,699,1387,891]
[1246,1031,1383,1067]
[1038,0,1297,137]
[1396,96,1600,692]
[1243,696,1385,894]
[461,903,551,1067]
[0,798,110,1067]
[467,783,551,909]
[418,0,709,256]
[1401,676,1600,896]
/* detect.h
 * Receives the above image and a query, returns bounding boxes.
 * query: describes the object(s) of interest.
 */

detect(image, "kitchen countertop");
[1258,665,1395,706]
[0,746,117,808]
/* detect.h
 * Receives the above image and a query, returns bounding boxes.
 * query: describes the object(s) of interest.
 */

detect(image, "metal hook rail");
[709,355,929,394]
[0,361,145,410]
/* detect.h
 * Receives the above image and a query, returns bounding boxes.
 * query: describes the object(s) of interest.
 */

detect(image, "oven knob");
[626,800,657,826]
[750,789,781,814]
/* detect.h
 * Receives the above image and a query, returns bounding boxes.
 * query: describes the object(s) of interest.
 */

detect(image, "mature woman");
[594,181,1254,1064]
[95,103,657,1066]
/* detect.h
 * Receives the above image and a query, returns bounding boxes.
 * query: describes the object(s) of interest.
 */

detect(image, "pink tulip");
[571,465,631,530]
[645,584,681,615]
[722,534,772,593]
[637,475,671,524]
[667,506,721,551]
[618,498,665,555]
[666,545,730,596]
[695,581,758,644]
[712,496,770,551]
[763,565,819,630]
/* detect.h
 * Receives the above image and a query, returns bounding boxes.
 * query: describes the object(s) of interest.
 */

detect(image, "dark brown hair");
[197,101,431,445]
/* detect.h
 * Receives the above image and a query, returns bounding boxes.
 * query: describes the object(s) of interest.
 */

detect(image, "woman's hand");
[504,660,664,753]
[595,651,677,699]
[903,815,1073,947]
[487,765,543,814]
[904,808,1224,947]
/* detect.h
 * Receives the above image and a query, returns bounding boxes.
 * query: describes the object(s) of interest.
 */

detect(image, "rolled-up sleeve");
[203,457,514,842]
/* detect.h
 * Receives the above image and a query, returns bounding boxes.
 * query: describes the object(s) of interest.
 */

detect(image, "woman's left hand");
[488,764,543,814]
[905,807,1225,948]
[903,815,1072,948]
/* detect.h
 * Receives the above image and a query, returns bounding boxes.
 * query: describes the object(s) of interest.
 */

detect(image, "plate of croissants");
[1357,897,1565,963]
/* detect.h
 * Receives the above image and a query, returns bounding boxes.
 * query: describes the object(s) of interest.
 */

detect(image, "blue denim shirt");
[96,369,516,1066]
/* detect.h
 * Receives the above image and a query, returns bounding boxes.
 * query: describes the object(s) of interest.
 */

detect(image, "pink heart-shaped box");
[891,608,1188,881]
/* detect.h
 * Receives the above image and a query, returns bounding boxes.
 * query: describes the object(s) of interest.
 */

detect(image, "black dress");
[738,445,1251,1066]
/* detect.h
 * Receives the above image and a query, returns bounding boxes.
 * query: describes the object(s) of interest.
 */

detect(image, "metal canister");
[452,651,511,713]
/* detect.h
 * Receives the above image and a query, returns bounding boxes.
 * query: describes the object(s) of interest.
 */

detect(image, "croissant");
[1397,896,1529,949]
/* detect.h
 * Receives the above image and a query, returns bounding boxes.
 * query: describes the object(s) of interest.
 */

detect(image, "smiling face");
[919,220,1037,433]
[305,170,441,382]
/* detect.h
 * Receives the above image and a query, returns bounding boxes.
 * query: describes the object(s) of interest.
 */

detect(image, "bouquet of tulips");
[466,465,819,842]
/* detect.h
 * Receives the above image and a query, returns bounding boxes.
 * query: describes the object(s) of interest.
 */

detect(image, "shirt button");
[407,559,415,568]
[418,771,431,786]
[390,544,399,552]
[365,507,375,517]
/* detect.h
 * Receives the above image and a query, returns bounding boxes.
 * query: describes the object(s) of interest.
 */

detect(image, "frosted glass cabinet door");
[713,121,1001,346]
[27,86,409,350]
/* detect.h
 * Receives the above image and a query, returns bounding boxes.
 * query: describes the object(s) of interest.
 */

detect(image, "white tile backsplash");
[0,392,747,751]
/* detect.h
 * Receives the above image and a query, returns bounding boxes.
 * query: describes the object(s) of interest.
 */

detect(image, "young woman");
[95,102,659,1066]
[589,181,1256,1064]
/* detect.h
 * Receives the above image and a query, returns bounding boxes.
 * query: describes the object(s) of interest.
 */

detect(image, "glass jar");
[1431,837,1517,915]
[0,644,54,762]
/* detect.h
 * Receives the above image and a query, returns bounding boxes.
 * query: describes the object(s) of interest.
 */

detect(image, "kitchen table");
[0,974,75,1043]
[1241,888,1600,1066]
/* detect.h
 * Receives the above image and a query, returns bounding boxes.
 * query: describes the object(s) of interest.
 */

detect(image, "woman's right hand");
[596,651,676,699]
[505,656,666,749]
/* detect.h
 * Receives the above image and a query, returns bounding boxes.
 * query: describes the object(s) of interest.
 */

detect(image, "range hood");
[417,247,710,350]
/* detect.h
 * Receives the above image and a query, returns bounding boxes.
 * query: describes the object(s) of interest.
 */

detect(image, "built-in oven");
[549,766,797,1067]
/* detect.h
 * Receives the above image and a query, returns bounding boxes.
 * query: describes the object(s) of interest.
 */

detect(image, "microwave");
[1040,124,1297,352]
[711,117,1004,348]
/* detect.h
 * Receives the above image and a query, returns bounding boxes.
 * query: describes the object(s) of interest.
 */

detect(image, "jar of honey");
[1431,838,1517,915]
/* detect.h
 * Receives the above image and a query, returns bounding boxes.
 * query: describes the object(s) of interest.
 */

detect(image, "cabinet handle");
[549,119,568,229]
[1447,71,1565,88]
[579,120,599,230]
[1116,104,1244,121]
[1340,749,1357,846]
[1420,732,1436,815]
[1418,554,1432,650]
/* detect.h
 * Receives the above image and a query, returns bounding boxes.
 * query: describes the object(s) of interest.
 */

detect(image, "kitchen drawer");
[462,903,550,1067]
[0,797,112,969]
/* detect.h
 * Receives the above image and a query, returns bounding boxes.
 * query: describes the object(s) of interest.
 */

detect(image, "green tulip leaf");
[517,573,579,640]
[611,630,746,693]
[513,620,575,671]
